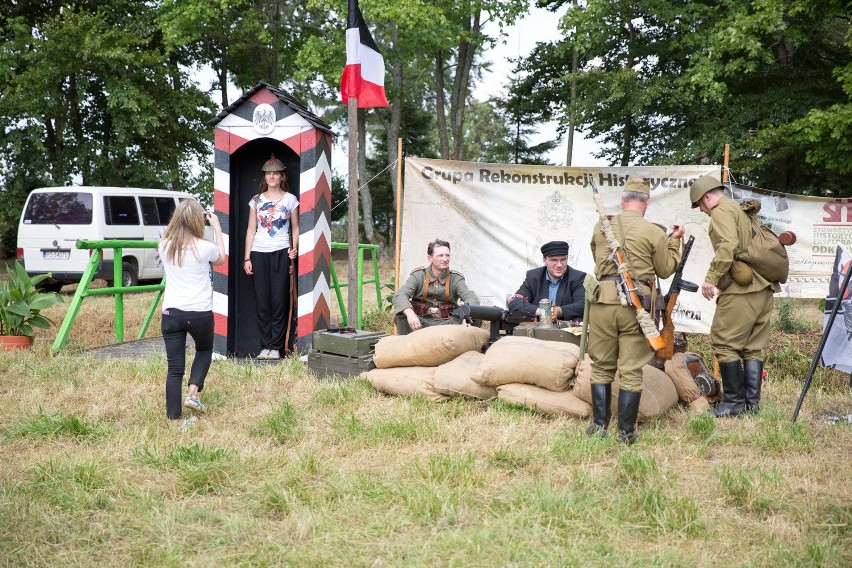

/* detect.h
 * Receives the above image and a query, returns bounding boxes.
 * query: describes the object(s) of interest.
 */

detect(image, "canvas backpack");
[735,199,789,284]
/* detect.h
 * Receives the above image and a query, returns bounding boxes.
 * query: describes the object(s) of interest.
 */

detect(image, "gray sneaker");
[184,395,206,413]
[266,349,280,360]
[179,416,198,432]
[257,349,270,360]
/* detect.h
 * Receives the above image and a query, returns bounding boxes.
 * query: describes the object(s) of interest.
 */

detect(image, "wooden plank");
[308,350,375,380]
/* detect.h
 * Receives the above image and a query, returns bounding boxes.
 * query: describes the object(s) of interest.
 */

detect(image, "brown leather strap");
[600,275,650,287]
[421,270,451,303]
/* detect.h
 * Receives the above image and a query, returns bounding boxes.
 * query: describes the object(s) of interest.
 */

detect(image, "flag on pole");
[340,0,389,108]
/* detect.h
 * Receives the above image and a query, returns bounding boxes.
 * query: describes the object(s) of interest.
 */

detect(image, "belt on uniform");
[599,275,650,287]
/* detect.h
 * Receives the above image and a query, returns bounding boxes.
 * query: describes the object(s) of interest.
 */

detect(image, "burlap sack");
[471,336,580,391]
[373,325,490,368]
[433,351,496,400]
[496,383,591,418]
[573,355,593,404]
[572,362,678,421]
[664,352,703,403]
[362,367,450,403]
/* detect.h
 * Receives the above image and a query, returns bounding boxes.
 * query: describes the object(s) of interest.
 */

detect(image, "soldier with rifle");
[587,177,684,444]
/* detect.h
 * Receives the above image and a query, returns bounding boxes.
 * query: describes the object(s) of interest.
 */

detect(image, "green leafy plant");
[0,261,63,337]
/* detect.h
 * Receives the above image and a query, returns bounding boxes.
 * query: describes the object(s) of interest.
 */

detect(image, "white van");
[17,187,198,291]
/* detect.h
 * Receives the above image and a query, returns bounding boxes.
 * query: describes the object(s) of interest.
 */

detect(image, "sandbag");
[573,355,593,404]
[664,352,703,403]
[572,362,678,421]
[496,383,591,418]
[433,351,495,400]
[362,367,450,403]
[471,336,580,391]
[373,325,490,368]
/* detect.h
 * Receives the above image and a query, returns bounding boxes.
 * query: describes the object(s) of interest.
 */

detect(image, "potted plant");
[0,261,63,351]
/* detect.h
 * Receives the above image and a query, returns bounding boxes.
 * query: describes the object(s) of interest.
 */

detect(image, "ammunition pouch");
[411,299,455,319]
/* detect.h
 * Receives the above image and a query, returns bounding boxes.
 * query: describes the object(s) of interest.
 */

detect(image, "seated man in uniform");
[393,239,479,335]
[507,240,586,325]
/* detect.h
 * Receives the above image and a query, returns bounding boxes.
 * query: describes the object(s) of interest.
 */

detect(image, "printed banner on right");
[821,245,852,374]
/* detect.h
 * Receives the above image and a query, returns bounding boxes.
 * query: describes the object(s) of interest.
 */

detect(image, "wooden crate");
[512,326,582,345]
[308,350,374,380]
[312,328,386,358]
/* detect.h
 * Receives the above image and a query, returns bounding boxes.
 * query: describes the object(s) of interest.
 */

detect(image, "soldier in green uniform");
[587,178,684,443]
[690,175,780,417]
[392,239,479,335]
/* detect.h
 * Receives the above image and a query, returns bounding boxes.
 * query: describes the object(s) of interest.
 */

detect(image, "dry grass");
[0,280,850,566]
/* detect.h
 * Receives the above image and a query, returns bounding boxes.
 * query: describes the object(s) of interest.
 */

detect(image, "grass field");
[0,266,850,566]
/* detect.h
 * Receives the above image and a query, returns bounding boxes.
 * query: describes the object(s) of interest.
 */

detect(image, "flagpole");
[393,137,403,334]
[347,98,359,328]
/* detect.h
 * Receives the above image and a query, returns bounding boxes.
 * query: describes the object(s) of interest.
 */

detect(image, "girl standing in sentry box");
[243,154,300,360]
[158,200,226,427]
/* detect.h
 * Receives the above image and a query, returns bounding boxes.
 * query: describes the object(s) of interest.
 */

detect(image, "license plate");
[42,250,70,260]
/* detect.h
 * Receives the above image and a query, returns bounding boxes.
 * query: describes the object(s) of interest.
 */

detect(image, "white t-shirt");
[249,192,299,253]
[158,238,220,312]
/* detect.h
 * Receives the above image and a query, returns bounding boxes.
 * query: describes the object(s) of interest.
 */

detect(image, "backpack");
[735,199,789,284]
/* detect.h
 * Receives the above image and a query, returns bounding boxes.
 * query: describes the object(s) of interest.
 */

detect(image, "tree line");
[1,0,849,255]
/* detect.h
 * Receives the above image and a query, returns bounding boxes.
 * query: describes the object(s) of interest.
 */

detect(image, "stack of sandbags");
[664,352,712,412]
[364,326,491,401]
[471,336,590,418]
[433,351,496,400]
[574,357,679,421]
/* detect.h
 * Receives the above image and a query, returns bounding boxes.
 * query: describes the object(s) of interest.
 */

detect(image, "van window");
[140,196,177,226]
[104,196,140,225]
[24,192,93,224]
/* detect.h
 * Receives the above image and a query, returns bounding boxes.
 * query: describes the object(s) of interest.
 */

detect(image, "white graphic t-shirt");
[249,192,299,253]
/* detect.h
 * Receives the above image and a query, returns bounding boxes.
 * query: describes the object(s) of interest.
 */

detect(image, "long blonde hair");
[161,200,206,266]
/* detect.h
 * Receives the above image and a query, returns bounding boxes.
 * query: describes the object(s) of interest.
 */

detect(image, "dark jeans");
[250,249,291,350]
[162,308,214,419]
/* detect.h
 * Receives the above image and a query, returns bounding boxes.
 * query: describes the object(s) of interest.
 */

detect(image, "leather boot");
[710,361,746,418]
[585,383,611,437]
[744,359,763,414]
[616,390,642,445]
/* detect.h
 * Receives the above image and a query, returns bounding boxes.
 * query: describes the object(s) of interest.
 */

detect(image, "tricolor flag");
[340,0,389,108]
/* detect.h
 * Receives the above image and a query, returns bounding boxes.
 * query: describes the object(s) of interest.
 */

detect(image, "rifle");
[654,235,699,360]
[589,176,665,350]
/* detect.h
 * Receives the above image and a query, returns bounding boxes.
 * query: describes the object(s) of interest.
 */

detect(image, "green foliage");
[254,400,301,444]
[774,300,803,333]
[5,408,101,439]
[718,464,781,515]
[166,443,237,494]
[0,261,63,337]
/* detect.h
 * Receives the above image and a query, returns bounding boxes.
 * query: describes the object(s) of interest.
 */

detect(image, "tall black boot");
[616,390,642,445]
[710,361,746,418]
[744,359,763,414]
[585,383,611,436]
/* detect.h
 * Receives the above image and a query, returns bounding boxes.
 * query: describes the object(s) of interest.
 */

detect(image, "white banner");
[400,159,852,335]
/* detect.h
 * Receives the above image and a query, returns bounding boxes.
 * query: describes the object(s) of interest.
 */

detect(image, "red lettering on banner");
[823,201,852,223]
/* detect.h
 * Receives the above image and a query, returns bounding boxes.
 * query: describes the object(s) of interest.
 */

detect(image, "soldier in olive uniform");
[393,239,479,335]
[587,178,684,443]
[690,175,779,417]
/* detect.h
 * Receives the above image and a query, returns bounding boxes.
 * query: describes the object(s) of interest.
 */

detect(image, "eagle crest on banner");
[537,191,574,231]
[253,103,276,135]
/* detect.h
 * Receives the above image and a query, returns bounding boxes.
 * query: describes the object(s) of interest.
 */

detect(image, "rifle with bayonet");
[589,176,665,350]
[654,235,699,360]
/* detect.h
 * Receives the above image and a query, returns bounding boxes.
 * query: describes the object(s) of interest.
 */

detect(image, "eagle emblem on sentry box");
[537,191,574,231]
[253,103,276,135]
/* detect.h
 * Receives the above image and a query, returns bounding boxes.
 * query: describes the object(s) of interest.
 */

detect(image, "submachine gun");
[655,235,698,360]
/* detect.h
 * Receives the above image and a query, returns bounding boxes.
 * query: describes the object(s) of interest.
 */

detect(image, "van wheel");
[121,263,138,288]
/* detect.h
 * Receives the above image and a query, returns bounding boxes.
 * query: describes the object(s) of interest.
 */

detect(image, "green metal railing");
[329,242,382,328]
[52,240,164,353]
[51,239,384,352]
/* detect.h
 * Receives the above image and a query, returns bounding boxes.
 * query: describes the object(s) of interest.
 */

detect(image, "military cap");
[690,175,723,208]
[541,241,570,257]
[261,153,286,172]
[624,177,650,194]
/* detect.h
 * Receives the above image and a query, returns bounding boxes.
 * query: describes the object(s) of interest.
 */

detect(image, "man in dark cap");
[507,240,587,324]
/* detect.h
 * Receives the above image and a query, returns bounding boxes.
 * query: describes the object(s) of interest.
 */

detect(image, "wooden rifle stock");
[655,235,697,360]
